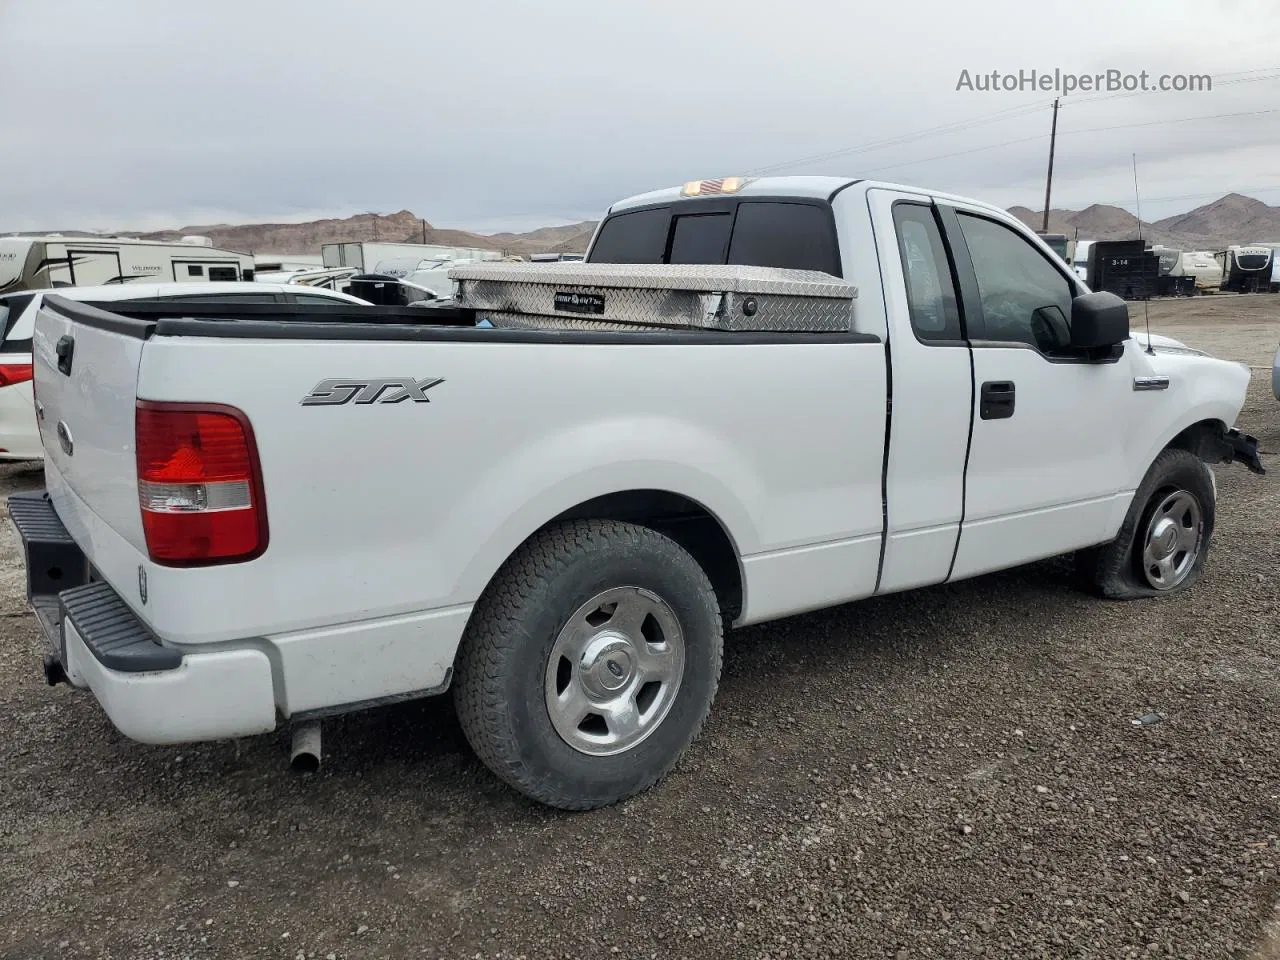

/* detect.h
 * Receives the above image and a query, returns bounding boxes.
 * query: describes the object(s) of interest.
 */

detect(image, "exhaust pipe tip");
[289,720,322,773]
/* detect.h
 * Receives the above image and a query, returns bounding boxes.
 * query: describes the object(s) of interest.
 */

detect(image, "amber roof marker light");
[680,177,752,197]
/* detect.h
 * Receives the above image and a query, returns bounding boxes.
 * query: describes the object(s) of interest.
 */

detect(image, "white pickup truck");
[10,175,1264,811]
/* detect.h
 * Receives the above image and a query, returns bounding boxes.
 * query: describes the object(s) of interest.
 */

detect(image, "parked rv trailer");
[1151,246,1197,297]
[253,253,324,274]
[0,236,254,294]
[320,241,502,272]
[1217,245,1273,293]
[1177,251,1225,293]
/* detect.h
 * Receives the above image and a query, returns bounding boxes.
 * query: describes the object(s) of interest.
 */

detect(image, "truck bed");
[79,297,868,343]
[30,293,885,722]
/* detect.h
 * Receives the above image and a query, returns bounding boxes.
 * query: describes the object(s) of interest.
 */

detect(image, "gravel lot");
[1,295,1278,960]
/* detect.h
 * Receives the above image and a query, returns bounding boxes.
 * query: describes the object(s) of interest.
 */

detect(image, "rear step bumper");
[7,490,277,744]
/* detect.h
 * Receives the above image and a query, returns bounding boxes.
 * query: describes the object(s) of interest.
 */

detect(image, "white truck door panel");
[956,345,1134,577]
[865,189,972,593]
[940,205,1131,580]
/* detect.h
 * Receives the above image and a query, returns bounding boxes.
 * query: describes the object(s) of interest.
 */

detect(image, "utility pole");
[421,219,427,244]
[1041,98,1060,233]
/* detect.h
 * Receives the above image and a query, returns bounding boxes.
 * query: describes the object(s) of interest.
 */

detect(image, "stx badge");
[300,377,444,406]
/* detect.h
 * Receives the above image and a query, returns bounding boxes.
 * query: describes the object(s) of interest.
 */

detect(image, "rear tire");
[1073,448,1215,600]
[452,519,723,810]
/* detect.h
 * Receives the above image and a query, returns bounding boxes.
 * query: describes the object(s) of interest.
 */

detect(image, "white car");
[0,281,369,460]
[8,175,1266,811]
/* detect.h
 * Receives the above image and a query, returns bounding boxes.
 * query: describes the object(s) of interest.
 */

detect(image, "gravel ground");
[1,295,1278,960]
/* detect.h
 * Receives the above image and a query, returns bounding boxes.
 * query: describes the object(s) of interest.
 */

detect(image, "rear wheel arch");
[546,489,745,625]
[464,488,745,634]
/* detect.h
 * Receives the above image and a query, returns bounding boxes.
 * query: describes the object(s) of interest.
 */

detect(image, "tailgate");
[33,296,149,553]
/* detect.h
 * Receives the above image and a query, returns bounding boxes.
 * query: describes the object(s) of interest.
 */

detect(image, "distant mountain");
[16,190,1278,260]
[486,222,598,248]
[134,210,600,258]
[1008,193,1280,251]
[1008,202,1157,242]
[1006,205,1084,237]
[1152,193,1280,246]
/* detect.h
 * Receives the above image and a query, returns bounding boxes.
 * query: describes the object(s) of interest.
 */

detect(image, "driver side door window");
[955,213,1074,353]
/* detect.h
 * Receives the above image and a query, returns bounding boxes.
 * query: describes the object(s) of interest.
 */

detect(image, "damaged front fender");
[1204,425,1265,476]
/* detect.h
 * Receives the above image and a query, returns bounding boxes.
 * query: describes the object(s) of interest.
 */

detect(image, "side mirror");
[1070,290,1129,349]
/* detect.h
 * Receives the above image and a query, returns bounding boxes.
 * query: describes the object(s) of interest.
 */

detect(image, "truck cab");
[580,177,1256,589]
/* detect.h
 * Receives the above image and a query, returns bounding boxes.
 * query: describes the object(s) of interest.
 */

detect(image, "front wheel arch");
[1166,418,1231,461]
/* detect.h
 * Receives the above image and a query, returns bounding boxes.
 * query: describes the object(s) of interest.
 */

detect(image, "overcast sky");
[1,0,1278,234]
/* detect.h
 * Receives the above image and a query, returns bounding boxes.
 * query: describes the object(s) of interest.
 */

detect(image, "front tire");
[452,519,724,810]
[1074,448,1215,599]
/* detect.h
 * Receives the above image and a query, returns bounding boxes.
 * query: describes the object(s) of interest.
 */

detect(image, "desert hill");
[16,192,1280,259]
[136,210,600,258]
[1006,193,1280,250]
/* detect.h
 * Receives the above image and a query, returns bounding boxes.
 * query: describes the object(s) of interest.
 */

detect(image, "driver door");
[939,204,1135,581]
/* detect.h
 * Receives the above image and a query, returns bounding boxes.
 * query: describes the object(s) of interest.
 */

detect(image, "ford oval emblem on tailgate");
[56,421,73,456]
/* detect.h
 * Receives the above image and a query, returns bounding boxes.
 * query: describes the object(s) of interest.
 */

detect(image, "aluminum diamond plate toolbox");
[449,262,856,333]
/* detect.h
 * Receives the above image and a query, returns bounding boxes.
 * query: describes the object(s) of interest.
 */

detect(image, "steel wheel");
[544,585,685,757]
[1139,489,1203,590]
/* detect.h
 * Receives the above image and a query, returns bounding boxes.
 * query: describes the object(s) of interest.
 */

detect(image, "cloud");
[1,0,1277,233]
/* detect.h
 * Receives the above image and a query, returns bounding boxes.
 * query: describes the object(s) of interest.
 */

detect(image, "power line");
[1082,184,1280,209]
[860,132,1049,175]
[859,108,1279,177]
[744,99,1055,176]
[1062,68,1280,107]
[748,67,1280,177]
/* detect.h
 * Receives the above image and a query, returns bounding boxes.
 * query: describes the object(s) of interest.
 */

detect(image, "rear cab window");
[587,198,841,276]
[587,209,670,264]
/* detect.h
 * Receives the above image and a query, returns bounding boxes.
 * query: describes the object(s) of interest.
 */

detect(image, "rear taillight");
[135,401,268,565]
[0,362,33,387]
